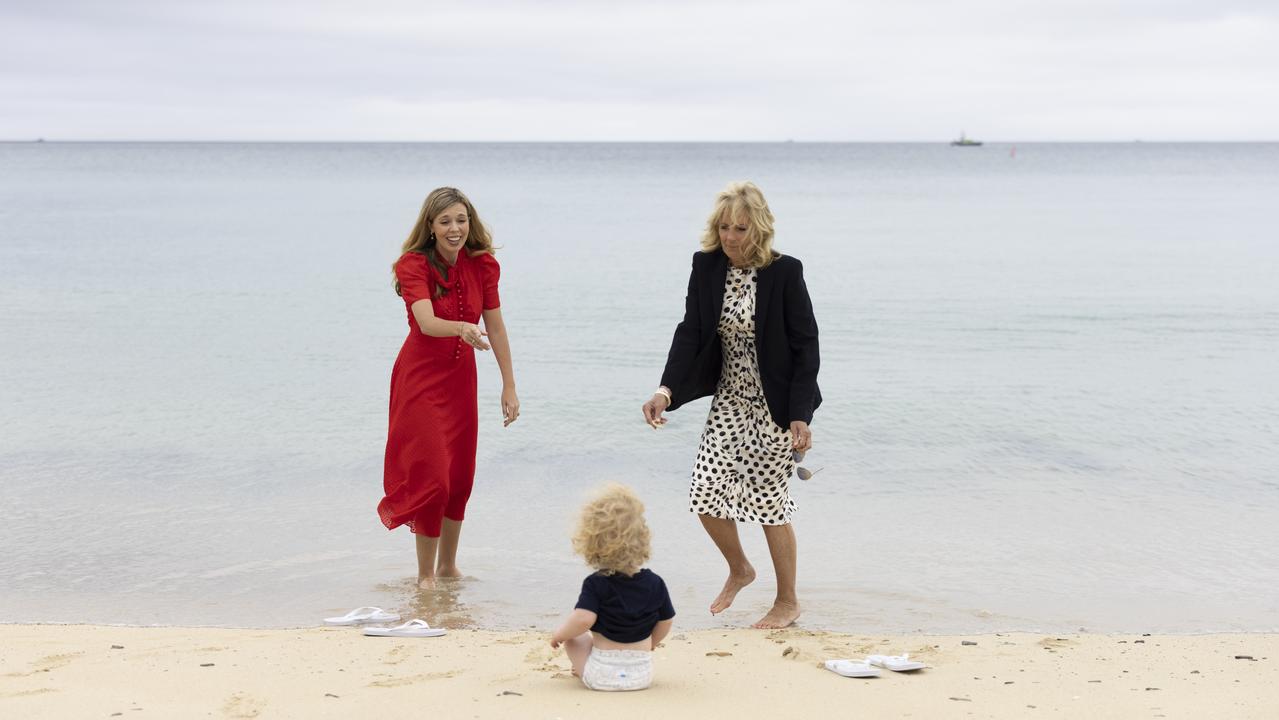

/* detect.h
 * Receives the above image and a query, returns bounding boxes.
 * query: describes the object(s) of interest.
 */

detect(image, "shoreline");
[2,625,1275,719]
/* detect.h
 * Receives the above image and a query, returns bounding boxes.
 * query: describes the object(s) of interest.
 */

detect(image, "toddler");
[550,484,675,691]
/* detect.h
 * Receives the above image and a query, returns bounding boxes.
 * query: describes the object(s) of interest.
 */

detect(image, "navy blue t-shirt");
[575,568,676,643]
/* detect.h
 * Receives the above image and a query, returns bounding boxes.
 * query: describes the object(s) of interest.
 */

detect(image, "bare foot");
[417,576,436,590]
[709,566,756,614]
[751,600,801,629]
[435,566,464,579]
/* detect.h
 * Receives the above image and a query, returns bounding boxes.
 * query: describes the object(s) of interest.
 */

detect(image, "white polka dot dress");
[689,267,797,525]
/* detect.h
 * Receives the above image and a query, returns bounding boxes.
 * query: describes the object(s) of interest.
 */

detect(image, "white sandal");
[824,659,880,678]
[323,606,401,626]
[865,653,927,672]
[363,619,447,638]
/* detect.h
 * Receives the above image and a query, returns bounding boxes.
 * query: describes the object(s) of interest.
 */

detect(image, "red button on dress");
[378,250,502,537]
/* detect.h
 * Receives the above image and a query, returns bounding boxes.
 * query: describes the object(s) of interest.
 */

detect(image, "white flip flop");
[363,619,447,638]
[824,659,880,678]
[866,653,927,672]
[323,606,401,626]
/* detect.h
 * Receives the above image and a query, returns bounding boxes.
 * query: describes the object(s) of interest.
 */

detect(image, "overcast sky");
[3,0,1277,141]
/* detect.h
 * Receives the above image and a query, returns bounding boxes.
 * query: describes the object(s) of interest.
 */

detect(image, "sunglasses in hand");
[791,450,824,481]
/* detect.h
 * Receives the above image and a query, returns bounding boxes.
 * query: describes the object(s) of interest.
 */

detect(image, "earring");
[428,232,436,242]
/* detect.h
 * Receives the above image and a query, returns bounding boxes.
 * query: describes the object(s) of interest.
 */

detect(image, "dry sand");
[2,625,1275,719]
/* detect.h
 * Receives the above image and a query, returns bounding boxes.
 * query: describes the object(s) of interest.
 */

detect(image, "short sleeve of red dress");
[396,253,431,307]
[475,253,501,310]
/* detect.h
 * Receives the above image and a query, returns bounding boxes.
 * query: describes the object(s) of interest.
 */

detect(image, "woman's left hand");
[790,421,812,452]
[501,387,520,427]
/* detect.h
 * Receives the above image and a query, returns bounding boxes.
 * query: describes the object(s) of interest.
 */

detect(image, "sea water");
[1,142,1276,633]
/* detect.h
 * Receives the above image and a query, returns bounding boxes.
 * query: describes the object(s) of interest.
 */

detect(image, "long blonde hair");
[393,187,494,297]
[571,484,652,577]
[699,181,778,268]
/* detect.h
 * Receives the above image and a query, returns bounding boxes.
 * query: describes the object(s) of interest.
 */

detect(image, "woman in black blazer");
[642,181,820,629]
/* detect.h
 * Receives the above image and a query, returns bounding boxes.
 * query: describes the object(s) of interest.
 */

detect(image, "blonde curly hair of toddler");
[571,484,652,577]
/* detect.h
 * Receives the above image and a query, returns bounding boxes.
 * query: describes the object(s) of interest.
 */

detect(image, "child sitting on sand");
[550,484,675,692]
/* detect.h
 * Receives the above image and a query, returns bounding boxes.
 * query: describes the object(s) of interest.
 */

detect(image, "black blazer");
[659,249,821,428]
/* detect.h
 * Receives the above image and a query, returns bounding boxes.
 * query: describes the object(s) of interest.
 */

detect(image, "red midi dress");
[378,250,501,537]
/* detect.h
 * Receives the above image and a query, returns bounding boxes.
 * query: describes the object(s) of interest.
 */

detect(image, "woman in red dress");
[378,187,520,589]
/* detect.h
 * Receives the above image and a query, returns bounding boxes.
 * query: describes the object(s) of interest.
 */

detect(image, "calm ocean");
[1,142,1276,633]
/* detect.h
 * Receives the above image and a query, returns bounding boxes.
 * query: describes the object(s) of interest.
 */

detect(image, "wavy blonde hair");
[393,186,494,298]
[571,484,652,577]
[699,180,778,268]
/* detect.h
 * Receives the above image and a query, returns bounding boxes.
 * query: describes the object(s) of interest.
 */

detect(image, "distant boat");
[950,132,982,147]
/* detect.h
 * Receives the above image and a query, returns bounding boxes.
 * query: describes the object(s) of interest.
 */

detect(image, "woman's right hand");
[458,322,490,351]
[642,393,670,429]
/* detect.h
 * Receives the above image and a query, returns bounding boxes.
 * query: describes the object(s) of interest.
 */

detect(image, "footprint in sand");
[820,642,877,657]
[368,670,460,688]
[383,645,410,665]
[4,652,84,678]
[1038,637,1075,651]
[0,688,58,699]
[909,646,939,663]
[523,647,565,673]
[523,647,557,664]
[221,692,265,718]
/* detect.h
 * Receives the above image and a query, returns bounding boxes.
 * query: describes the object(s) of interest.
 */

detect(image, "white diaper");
[580,648,653,692]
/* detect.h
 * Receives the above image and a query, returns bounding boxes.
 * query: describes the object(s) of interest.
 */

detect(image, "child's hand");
[549,637,562,650]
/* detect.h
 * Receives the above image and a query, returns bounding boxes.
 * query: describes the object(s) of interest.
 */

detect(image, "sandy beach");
[2,625,1275,719]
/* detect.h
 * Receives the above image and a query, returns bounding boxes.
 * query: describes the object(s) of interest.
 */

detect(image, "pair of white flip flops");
[824,654,927,678]
[323,607,447,638]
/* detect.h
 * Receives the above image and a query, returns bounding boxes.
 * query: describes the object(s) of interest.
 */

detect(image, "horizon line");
[4,138,1278,144]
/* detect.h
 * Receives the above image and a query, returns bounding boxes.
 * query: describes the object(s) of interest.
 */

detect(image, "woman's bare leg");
[436,518,464,578]
[698,514,757,614]
[415,534,439,589]
[753,522,800,629]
